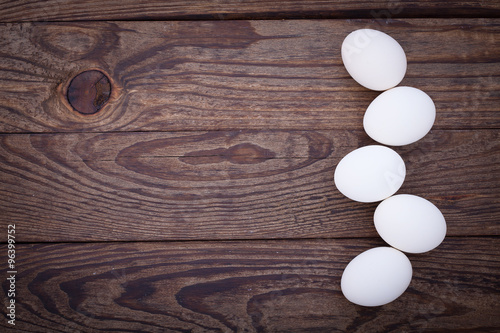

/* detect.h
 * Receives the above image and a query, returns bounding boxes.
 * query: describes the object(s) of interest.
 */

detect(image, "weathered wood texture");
[1,0,500,22]
[1,19,499,133]
[1,129,498,242]
[1,238,499,332]
[1,10,499,333]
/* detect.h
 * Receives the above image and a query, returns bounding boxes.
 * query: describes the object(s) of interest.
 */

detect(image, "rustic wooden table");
[1,1,499,332]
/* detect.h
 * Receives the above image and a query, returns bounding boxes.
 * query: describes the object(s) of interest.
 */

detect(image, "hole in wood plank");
[67,70,111,115]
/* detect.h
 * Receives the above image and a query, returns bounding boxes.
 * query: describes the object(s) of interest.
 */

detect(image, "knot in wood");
[67,70,111,114]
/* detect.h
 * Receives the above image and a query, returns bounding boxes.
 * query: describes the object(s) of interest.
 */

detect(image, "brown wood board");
[1,238,499,332]
[1,129,498,242]
[1,0,500,21]
[1,6,499,333]
[1,19,499,133]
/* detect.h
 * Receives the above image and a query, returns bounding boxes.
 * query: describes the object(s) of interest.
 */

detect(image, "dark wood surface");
[1,20,499,133]
[1,238,500,332]
[1,2,499,332]
[1,0,500,21]
[1,129,498,242]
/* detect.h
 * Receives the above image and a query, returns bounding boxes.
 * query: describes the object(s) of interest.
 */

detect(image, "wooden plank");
[1,129,498,242]
[0,19,499,133]
[1,238,499,332]
[1,0,499,22]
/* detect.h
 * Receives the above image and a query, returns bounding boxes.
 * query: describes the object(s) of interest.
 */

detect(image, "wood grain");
[1,3,499,333]
[1,0,499,22]
[1,238,499,332]
[0,19,499,133]
[1,129,498,242]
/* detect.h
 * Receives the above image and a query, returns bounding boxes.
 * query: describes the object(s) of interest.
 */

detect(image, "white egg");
[363,87,436,146]
[341,247,412,306]
[341,29,407,91]
[334,145,405,203]
[374,194,447,253]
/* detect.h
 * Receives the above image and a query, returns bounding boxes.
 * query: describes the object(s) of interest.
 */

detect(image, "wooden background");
[1,1,499,332]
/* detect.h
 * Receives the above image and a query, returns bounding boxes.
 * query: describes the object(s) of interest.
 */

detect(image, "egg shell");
[341,247,412,307]
[364,87,436,146]
[374,194,447,253]
[341,29,407,91]
[334,145,406,203]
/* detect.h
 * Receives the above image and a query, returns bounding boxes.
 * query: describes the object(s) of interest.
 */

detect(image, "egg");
[341,29,407,91]
[363,87,436,146]
[374,194,447,253]
[341,247,412,306]
[334,145,405,203]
